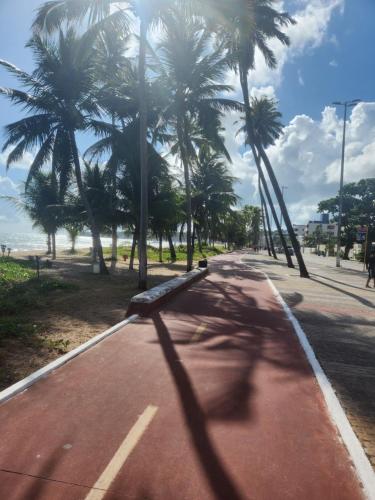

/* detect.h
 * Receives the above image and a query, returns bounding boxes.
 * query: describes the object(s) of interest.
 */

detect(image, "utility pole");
[332,99,361,267]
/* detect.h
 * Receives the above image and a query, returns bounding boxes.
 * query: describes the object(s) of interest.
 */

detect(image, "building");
[292,216,338,247]
[304,221,338,239]
[320,213,329,224]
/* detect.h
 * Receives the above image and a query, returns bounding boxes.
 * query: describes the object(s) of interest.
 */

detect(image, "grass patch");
[103,243,225,262]
[0,257,77,343]
[0,257,35,288]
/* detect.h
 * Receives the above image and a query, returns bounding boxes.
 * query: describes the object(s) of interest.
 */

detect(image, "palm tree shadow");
[152,312,244,500]
[309,276,374,309]
[310,272,370,292]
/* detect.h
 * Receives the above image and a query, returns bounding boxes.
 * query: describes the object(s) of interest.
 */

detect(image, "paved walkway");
[247,251,375,470]
[0,253,364,499]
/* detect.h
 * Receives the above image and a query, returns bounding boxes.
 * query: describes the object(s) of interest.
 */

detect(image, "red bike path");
[0,253,363,499]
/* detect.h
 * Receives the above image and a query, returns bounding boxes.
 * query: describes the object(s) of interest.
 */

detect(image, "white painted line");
[241,259,375,500]
[0,315,139,406]
[85,405,158,500]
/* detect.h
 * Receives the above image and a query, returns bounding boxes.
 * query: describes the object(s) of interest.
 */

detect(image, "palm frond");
[25,132,56,187]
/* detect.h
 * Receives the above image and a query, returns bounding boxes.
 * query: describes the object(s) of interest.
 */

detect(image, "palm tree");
[65,224,81,254]
[3,172,61,258]
[210,0,309,277]
[87,106,172,266]
[93,25,132,269]
[158,12,241,270]
[33,0,176,289]
[25,173,61,259]
[0,30,109,273]
[192,147,238,252]
[238,96,294,266]
[150,176,181,263]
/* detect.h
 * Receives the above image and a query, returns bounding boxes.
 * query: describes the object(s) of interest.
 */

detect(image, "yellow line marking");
[85,405,158,500]
[191,323,207,343]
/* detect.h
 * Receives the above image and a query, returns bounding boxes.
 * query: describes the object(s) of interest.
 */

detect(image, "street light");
[332,99,361,267]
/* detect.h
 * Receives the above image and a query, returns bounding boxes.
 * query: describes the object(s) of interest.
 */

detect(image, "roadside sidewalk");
[0,252,366,499]
[246,251,375,471]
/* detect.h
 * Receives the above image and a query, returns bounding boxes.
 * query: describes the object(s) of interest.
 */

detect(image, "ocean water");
[0,231,166,253]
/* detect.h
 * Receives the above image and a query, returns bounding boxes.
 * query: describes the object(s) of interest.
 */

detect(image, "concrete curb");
[0,314,139,406]
[241,259,375,500]
[126,267,208,317]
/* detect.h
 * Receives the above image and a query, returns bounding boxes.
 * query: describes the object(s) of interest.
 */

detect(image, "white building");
[304,221,338,239]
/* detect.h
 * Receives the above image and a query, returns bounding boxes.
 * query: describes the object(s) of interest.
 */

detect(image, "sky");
[0,0,374,232]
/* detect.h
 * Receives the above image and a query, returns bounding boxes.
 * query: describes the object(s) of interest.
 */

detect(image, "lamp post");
[332,99,361,267]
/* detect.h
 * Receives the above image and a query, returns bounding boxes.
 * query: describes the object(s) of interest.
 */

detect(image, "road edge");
[259,267,375,500]
[0,314,139,406]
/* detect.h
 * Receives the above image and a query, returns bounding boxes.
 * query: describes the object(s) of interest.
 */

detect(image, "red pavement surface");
[0,252,364,500]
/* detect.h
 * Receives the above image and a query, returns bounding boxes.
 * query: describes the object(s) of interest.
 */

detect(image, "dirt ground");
[0,251,188,390]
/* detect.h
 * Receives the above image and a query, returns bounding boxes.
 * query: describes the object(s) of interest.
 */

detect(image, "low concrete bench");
[126,267,208,317]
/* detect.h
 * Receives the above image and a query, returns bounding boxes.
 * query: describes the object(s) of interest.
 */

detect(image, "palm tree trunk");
[197,228,203,253]
[51,232,56,260]
[129,227,138,271]
[111,224,117,270]
[68,129,108,275]
[179,223,185,244]
[258,143,309,278]
[256,152,291,266]
[138,16,148,289]
[262,208,272,257]
[259,178,276,259]
[177,117,193,272]
[46,233,52,255]
[167,232,176,262]
[71,235,76,254]
[159,233,163,263]
[110,115,118,271]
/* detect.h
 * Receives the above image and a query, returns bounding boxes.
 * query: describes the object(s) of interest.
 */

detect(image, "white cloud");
[250,86,276,101]
[329,59,338,67]
[252,0,343,87]
[0,175,19,193]
[329,34,339,47]
[224,102,375,224]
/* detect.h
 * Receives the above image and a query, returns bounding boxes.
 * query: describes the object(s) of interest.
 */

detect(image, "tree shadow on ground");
[150,262,314,498]
[309,276,375,309]
[310,272,372,292]
[152,312,245,500]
